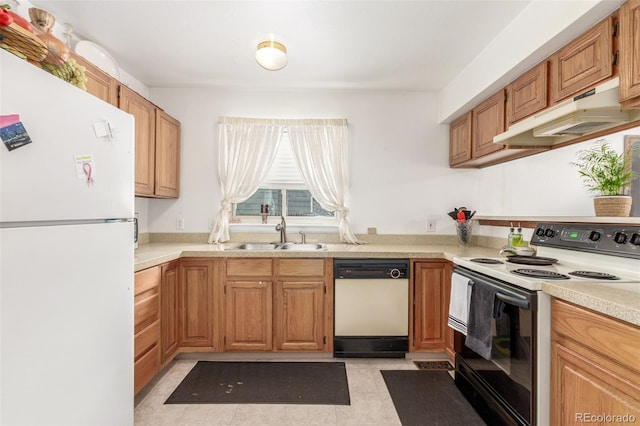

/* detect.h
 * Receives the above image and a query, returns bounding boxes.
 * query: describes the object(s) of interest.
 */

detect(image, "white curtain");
[287,119,363,244]
[208,117,283,243]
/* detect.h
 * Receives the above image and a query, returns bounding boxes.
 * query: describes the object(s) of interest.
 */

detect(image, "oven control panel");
[531,223,640,259]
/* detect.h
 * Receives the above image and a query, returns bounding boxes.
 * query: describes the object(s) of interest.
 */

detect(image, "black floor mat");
[165,361,350,405]
[382,370,486,426]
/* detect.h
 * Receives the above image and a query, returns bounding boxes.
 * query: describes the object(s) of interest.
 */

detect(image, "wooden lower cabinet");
[134,266,161,395]
[160,260,180,364]
[551,299,640,425]
[180,259,215,348]
[222,258,331,352]
[411,261,453,356]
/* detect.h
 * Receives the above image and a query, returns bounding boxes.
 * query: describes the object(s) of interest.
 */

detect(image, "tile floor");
[134,355,449,426]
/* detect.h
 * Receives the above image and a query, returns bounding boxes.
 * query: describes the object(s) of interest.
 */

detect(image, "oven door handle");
[496,292,530,309]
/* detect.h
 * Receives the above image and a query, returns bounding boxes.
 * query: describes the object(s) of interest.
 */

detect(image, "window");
[234,133,334,221]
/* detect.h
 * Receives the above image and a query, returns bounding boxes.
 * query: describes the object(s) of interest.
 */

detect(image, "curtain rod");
[218,117,348,126]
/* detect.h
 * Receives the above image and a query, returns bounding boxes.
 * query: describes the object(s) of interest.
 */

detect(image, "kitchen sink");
[227,242,327,251]
[280,243,327,251]
[231,243,281,250]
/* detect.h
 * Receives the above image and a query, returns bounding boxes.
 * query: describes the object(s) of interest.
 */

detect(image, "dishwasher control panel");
[334,259,409,279]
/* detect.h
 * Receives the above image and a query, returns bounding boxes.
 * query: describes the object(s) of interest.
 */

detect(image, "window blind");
[262,132,306,188]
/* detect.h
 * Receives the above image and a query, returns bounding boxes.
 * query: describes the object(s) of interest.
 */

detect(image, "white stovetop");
[454,246,640,291]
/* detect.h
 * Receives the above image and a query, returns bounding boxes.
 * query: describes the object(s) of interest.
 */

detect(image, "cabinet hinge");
[117,85,121,99]
[613,51,619,66]
[323,336,326,344]
[324,285,326,294]
[613,21,619,37]
[224,336,226,344]
[224,285,226,295]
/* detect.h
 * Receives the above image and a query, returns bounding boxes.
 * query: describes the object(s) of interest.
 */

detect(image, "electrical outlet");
[176,217,185,230]
[426,217,436,233]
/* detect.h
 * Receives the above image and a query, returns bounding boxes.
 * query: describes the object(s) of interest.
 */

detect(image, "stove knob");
[544,229,555,238]
[588,231,601,242]
[535,228,545,237]
[630,233,640,246]
[614,232,628,245]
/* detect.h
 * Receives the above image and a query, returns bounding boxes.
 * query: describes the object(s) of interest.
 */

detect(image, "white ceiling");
[31,0,533,91]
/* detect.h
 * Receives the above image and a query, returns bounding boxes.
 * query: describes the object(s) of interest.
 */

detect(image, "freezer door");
[0,222,134,425]
[0,50,134,222]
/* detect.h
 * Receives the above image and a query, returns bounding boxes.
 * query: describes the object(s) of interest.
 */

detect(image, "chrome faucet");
[299,231,306,244]
[275,216,287,243]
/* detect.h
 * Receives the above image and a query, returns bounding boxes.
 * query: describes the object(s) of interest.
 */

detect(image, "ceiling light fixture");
[255,40,287,71]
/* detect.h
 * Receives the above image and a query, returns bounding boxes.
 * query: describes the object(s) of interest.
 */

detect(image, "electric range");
[451,222,640,426]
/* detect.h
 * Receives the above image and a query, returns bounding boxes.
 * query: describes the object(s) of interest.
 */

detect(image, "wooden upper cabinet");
[71,52,118,107]
[506,61,548,125]
[619,0,640,105]
[154,109,181,198]
[449,112,472,166]
[549,16,614,103]
[472,89,506,158]
[119,86,156,197]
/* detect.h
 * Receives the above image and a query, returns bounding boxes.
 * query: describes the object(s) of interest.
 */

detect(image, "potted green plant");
[572,140,637,217]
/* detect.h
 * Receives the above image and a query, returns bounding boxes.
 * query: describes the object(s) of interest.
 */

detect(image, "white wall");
[143,87,635,238]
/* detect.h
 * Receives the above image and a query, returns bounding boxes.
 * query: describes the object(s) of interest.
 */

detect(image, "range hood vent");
[493,78,640,147]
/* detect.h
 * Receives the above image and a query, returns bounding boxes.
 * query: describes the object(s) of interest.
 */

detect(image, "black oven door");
[453,266,536,426]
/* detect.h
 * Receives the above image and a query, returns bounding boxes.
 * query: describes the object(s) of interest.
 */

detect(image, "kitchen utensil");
[499,245,536,256]
[505,255,558,265]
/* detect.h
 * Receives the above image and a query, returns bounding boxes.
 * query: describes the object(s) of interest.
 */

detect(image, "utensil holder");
[455,220,474,246]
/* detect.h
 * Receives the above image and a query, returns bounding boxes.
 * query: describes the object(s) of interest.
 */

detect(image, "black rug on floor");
[382,370,486,426]
[165,361,350,405]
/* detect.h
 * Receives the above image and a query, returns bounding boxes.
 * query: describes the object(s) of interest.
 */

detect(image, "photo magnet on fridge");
[0,114,33,151]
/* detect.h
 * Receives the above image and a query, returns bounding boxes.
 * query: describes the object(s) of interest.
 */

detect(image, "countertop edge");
[542,282,640,327]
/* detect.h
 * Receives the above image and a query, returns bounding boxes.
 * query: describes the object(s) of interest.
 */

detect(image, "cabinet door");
[472,90,505,158]
[160,260,180,363]
[224,280,273,351]
[506,61,548,125]
[71,52,119,107]
[619,0,640,103]
[274,280,325,351]
[154,110,180,198]
[449,112,472,166]
[412,262,451,351]
[180,260,214,347]
[549,17,613,103]
[119,86,156,197]
[551,342,640,425]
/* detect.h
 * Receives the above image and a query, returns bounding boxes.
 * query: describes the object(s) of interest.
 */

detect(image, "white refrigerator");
[0,50,134,425]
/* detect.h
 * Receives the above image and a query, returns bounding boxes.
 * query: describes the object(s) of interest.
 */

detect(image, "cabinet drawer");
[134,319,160,360]
[134,293,159,333]
[134,343,160,395]
[278,259,325,276]
[552,299,640,372]
[135,266,160,296]
[226,258,273,276]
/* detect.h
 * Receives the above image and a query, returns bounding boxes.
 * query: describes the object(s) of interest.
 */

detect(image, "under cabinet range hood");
[494,78,640,147]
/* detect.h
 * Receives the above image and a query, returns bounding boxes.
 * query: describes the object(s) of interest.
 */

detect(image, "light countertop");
[135,241,640,327]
